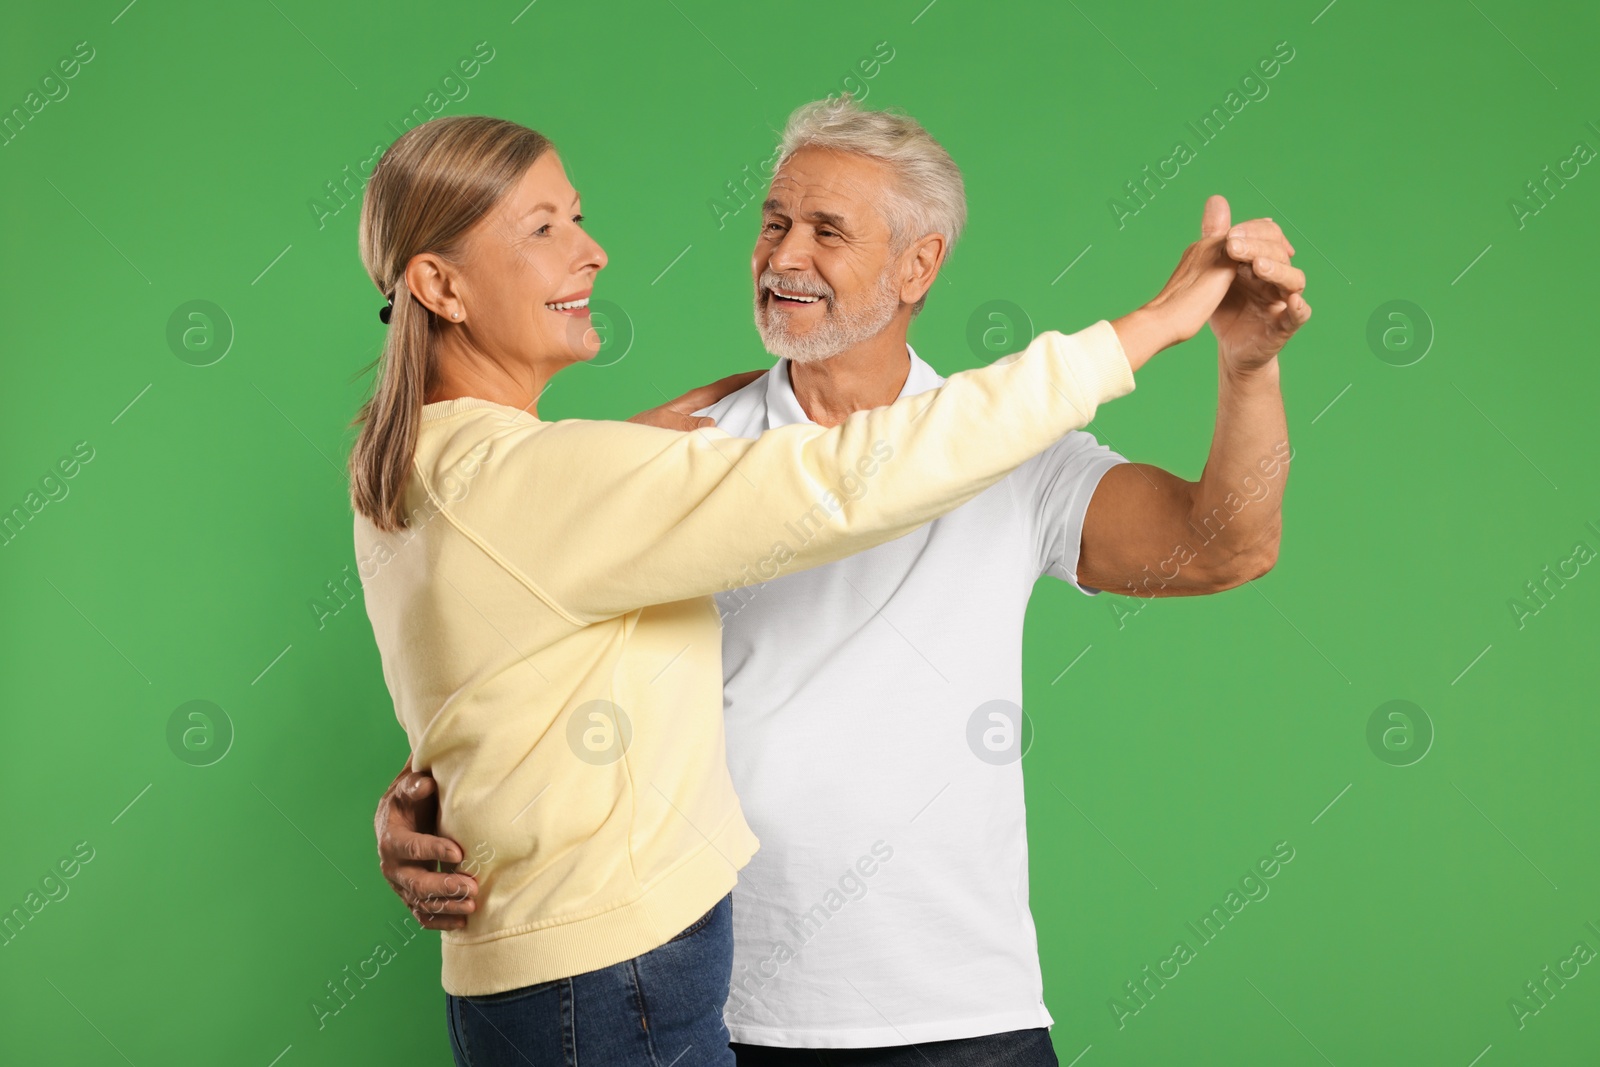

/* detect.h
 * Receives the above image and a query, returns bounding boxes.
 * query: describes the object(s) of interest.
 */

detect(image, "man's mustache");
[759,271,834,302]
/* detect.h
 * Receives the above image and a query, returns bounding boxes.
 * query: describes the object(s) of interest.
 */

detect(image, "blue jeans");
[730,1029,1060,1067]
[447,894,735,1067]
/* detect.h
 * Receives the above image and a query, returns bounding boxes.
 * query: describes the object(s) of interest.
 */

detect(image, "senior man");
[375,96,1309,1065]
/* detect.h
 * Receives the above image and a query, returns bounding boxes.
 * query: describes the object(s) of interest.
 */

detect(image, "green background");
[3,0,1597,1063]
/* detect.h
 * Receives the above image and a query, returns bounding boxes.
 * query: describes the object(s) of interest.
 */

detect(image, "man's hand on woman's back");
[375,765,474,931]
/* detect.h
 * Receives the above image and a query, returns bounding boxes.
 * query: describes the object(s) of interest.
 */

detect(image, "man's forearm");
[1185,354,1290,586]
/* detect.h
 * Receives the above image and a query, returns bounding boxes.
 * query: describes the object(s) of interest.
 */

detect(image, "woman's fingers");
[1228,218,1296,256]
[626,370,765,431]
[627,409,718,431]
[1224,234,1296,271]
[1200,194,1232,237]
[1246,257,1306,294]
[667,370,767,413]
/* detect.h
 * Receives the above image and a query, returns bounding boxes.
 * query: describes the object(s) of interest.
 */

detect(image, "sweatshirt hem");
[441,814,759,997]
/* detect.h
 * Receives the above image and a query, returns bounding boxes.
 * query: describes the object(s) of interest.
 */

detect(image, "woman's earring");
[452,311,461,320]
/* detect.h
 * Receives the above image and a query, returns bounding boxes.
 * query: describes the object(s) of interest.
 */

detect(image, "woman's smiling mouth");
[545,292,591,315]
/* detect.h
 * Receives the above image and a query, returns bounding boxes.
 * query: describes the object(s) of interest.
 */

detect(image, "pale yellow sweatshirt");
[355,320,1135,996]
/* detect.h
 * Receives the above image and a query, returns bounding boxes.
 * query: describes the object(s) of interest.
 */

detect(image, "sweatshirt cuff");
[1069,319,1138,404]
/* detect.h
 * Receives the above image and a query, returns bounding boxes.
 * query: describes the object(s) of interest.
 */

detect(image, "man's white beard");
[755,268,901,364]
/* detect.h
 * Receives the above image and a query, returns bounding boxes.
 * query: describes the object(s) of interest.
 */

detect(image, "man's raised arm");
[1079,195,1311,597]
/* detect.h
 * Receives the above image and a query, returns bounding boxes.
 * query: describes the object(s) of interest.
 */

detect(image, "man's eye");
[818,229,838,238]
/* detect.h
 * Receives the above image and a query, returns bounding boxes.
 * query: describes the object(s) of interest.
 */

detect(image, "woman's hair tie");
[378,291,395,325]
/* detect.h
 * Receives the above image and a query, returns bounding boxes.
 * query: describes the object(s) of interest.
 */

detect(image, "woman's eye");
[533,224,551,236]
[573,214,586,224]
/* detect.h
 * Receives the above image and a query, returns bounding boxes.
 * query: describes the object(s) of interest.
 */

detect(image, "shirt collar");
[762,344,944,429]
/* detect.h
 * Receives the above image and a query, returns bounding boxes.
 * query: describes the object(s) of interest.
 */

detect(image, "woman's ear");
[405,253,462,320]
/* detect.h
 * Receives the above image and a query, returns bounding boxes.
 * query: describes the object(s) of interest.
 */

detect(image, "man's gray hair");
[777,96,966,312]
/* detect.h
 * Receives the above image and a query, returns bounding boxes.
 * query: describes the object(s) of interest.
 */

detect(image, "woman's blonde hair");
[350,115,553,531]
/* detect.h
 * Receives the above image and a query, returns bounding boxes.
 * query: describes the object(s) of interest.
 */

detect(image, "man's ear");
[404,253,462,319]
[899,233,947,307]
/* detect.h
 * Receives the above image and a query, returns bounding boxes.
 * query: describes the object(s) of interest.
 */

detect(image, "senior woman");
[351,114,1243,1066]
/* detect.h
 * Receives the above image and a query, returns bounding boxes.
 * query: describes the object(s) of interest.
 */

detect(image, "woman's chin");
[553,318,602,362]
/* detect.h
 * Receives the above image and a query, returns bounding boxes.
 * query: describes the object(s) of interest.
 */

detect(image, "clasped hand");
[1142,194,1312,375]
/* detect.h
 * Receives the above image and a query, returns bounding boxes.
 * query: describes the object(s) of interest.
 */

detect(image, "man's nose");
[767,230,810,273]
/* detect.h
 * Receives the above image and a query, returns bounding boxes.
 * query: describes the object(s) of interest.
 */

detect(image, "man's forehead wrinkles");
[772,172,879,200]
[765,175,884,221]
[771,152,885,197]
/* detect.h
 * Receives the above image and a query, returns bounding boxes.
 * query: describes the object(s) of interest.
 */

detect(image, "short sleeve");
[1019,430,1128,595]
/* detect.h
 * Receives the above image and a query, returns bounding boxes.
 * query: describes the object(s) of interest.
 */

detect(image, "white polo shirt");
[696,344,1128,1048]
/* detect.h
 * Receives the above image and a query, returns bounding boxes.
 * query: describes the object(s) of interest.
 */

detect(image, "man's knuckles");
[399,834,442,862]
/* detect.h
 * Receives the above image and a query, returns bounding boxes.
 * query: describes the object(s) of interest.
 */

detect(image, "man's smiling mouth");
[767,287,823,306]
